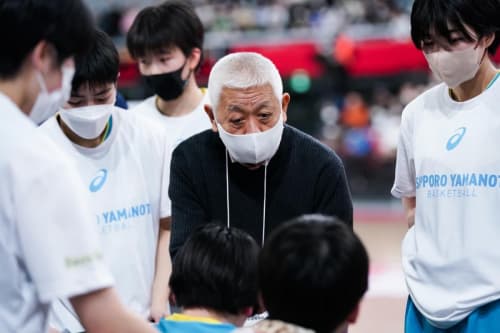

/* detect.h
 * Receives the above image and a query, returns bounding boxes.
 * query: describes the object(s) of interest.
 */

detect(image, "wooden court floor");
[349,206,408,333]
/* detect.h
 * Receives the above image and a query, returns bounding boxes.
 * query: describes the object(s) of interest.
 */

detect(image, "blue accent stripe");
[102,116,113,141]
[486,72,500,89]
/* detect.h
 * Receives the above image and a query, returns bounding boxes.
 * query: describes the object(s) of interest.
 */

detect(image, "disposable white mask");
[59,104,113,139]
[30,67,75,125]
[424,44,484,88]
[217,111,284,165]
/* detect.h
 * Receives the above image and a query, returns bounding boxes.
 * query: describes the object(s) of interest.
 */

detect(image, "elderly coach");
[169,52,352,256]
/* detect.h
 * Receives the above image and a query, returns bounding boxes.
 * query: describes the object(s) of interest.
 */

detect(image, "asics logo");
[446,127,466,151]
[89,169,108,192]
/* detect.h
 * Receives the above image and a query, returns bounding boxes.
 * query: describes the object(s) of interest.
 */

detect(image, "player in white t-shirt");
[39,29,173,331]
[392,0,500,331]
[126,0,212,150]
[0,2,157,333]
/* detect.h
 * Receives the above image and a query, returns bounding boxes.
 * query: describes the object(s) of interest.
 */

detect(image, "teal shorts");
[405,296,500,333]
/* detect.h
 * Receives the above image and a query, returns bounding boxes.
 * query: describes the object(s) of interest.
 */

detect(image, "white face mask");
[29,67,75,125]
[59,104,113,139]
[217,111,284,165]
[424,44,484,88]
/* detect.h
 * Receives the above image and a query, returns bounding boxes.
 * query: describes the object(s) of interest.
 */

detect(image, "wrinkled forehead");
[217,84,280,110]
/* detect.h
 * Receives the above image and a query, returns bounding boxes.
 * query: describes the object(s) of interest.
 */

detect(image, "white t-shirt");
[392,81,500,328]
[0,93,113,333]
[131,91,212,150]
[40,107,171,331]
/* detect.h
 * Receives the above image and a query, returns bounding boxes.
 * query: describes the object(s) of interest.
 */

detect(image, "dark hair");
[259,215,369,333]
[169,223,259,315]
[72,29,119,91]
[126,0,204,70]
[411,0,500,54]
[0,0,94,79]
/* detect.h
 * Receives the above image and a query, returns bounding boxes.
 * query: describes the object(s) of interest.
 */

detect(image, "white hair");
[208,52,283,111]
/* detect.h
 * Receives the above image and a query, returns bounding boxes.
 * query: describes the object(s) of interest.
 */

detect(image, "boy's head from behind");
[0,0,94,121]
[65,28,119,109]
[0,0,93,80]
[169,223,259,326]
[259,215,369,333]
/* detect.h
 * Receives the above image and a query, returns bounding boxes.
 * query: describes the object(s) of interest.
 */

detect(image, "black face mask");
[143,62,189,101]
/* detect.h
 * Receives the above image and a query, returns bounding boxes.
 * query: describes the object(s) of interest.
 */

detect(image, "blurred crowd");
[90,0,412,40]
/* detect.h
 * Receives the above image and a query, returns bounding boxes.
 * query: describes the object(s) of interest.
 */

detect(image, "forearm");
[92,310,155,333]
[151,227,172,317]
[71,288,157,333]
[402,196,416,228]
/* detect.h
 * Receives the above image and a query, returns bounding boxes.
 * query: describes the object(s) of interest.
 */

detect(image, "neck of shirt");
[449,70,500,101]
[156,86,205,118]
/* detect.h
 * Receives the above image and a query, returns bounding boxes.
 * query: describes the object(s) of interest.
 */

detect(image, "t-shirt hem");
[408,288,500,329]
[160,209,171,219]
[410,296,472,330]
[391,187,415,199]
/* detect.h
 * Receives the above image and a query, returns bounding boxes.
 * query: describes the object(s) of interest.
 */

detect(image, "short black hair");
[411,0,500,54]
[0,0,94,79]
[126,0,204,70]
[259,215,369,333]
[169,223,259,315]
[72,29,119,92]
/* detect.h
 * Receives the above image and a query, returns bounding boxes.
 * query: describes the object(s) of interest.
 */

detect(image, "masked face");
[59,104,113,140]
[424,43,485,88]
[211,84,290,165]
[138,47,194,102]
[217,111,284,164]
[421,25,490,89]
[29,66,75,125]
[143,61,189,101]
[58,82,116,140]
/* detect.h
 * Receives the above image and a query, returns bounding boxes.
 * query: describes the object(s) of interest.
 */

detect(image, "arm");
[169,146,207,258]
[14,148,114,307]
[149,128,174,322]
[13,144,152,332]
[392,106,416,226]
[315,156,354,228]
[71,288,157,333]
[402,196,416,228]
[149,217,172,323]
